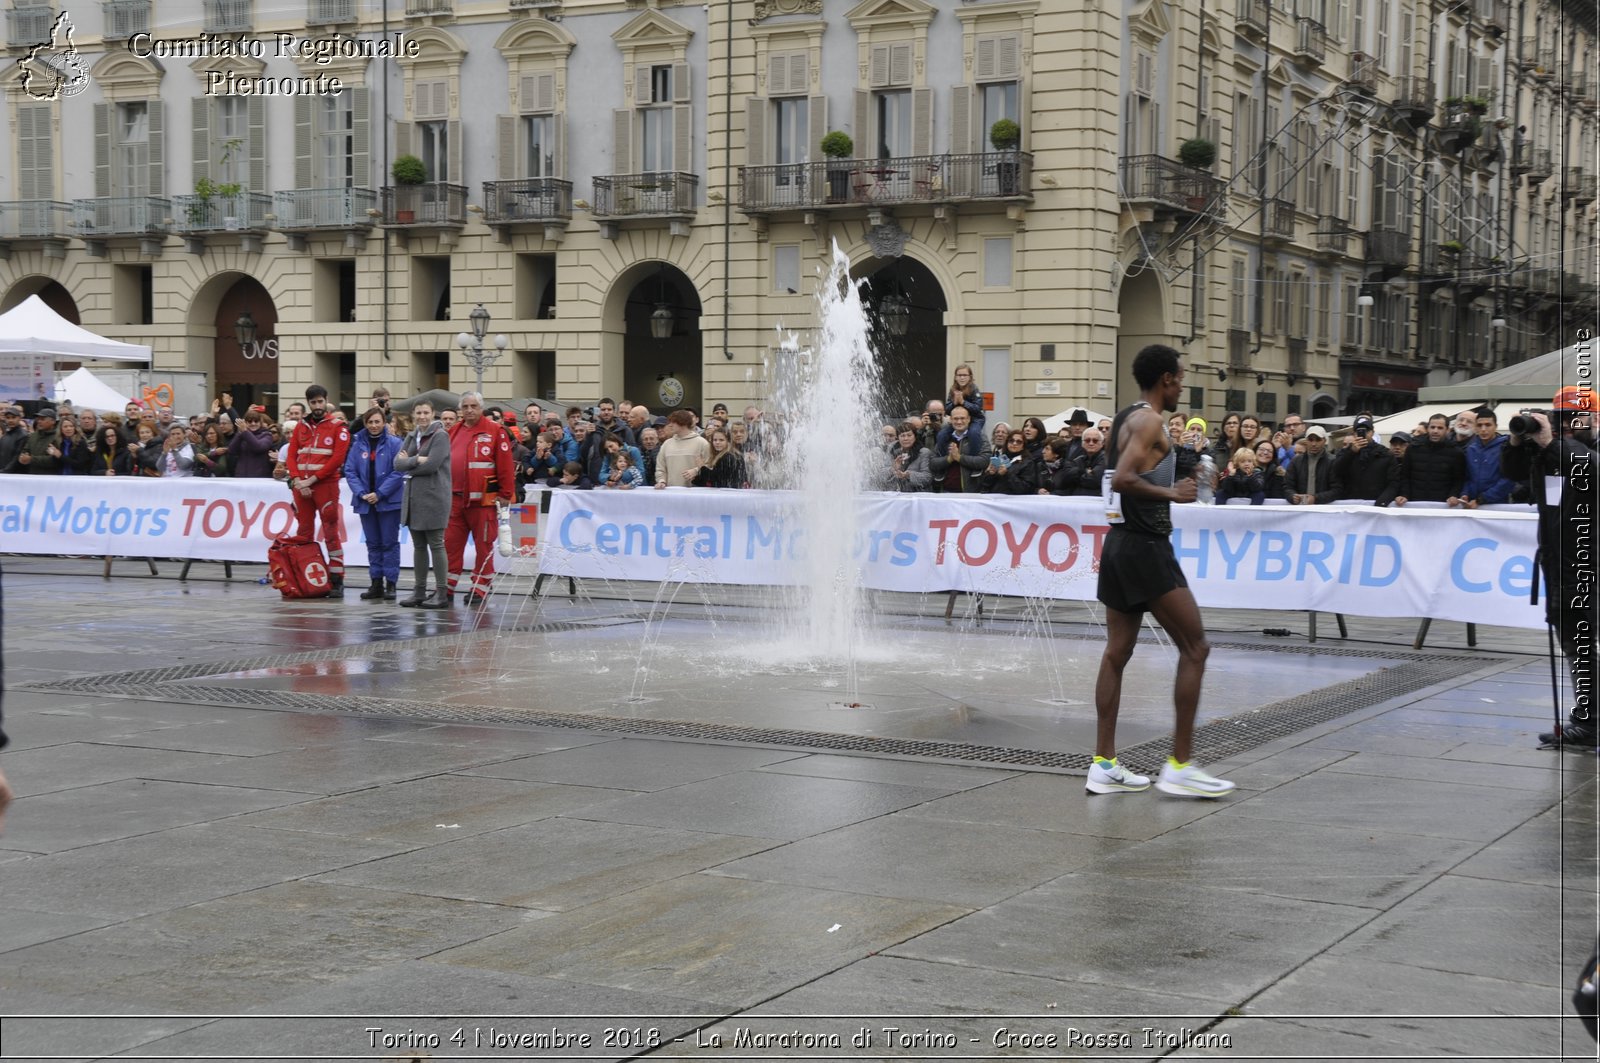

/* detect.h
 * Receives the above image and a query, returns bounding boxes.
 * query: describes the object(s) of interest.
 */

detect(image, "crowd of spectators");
[0,371,1525,508]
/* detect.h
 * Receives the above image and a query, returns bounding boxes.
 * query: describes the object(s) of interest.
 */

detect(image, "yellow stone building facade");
[0,0,1593,422]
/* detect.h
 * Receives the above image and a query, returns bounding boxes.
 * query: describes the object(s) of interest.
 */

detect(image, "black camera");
[1509,410,1552,435]
[1353,424,1371,437]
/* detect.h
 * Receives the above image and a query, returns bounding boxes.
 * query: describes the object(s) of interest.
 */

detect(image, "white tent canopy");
[0,296,153,363]
[1418,343,1592,405]
[1042,405,1117,433]
[54,367,134,412]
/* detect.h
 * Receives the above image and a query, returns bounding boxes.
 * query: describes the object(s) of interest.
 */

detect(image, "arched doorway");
[2,277,79,322]
[1114,266,1173,409]
[606,263,703,413]
[856,256,948,420]
[204,273,280,416]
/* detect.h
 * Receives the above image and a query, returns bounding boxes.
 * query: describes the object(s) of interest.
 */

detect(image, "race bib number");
[1103,469,1125,524]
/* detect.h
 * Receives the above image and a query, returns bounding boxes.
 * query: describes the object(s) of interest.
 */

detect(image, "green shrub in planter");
[820,131,853,159]
[1178,137,1217,169]
[391,154,426,185]
[989,118,1021,151]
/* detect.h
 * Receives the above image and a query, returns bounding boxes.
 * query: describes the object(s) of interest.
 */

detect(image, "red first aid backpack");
[267,535,332,599]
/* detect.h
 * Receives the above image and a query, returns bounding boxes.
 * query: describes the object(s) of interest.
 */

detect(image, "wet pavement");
[0,556,1595,1061]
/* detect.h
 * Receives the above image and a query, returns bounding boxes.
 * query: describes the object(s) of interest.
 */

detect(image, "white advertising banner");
[0,476,536,571]
[540,489,1546,630]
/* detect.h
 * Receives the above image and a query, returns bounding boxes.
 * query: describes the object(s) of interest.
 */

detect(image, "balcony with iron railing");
[1422,241,1468,276]
[380,183,467,227]
[202,0,250,32]
[481,178,573,233]
[404,0,451,16]
[305,0,355,23]
[171,191,272,234]
[72,196,170,237]
[1263,198,1297,242]
[1521,39,1555,79]
[1527,267,1558,295]
[1472,0,1509,35]
[1391,77,1436,127]
[1237,0,1268,38]
[1570,168,1598,205]
[1315,214,1350,255]
[1574,72,1597,109]
[273,187,378,231]
[1118,154,1226,222]
[594,171,698,218]
[0,200,70,242]
[1346,52,1378,95]
[5,5,53,48]
[1293,18,1327,64]
[1365,225,1410,270]
[1523,147,1553,185]
[740,152,1033,214]
[101,0,148,38]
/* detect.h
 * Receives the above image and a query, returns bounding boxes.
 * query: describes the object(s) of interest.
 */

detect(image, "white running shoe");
[1085,759,1151,795]
[1155,761,1236,798]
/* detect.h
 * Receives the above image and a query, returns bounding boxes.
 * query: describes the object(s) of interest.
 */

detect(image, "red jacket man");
[286,385,352,596]
[446,393,516,605]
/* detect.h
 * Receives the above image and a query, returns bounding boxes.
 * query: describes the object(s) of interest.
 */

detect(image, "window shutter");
[192,99,211,184]
[613,108,632,173]
[789,53,808,96]
[912,87,932,156]
[950,85,973,154]
[414,79,444,120]
[147,100,164,196]
[499,115,517,180]
[854,89,870,154]
[996,35,1021,78]
[807,95,827,161]
[1148,100,1160,156]
[295,97,313,188]
[869,45,890,88]
[890,43,912,87]
[447,119,462,184]
[351,88,370,189]
[394,120,413,161]
[768,54,788,96]
[248,96,265,192]
[1122,95,1135,157]
[17,108,35,201]
[673,62,691,103]
[634,65,652,105]
[975,37,996,80]
[745,98,766,167]
[673,103,691,173]
[552,114,565,178]
[1135,50,1155,97]
[536,73,555,112]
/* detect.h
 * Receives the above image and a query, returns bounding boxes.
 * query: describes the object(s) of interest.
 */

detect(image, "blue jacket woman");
[344,410,406,599]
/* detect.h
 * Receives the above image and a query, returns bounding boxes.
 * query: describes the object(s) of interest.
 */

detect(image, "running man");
[1088,344,1235,798]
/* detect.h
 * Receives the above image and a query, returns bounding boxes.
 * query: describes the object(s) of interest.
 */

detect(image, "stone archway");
[601,261,703,413]
[852,256,949,421]
[1,277,79,322]
[189,271,280,414]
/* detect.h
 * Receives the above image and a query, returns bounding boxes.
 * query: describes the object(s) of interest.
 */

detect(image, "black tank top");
[1107,402,1176,537]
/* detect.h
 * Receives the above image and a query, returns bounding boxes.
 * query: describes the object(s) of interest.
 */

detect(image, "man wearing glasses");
[0,407,26,473]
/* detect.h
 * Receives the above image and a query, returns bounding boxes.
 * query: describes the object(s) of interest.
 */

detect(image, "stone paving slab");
[233,773,636,847]
[459,737,810,792]
[707,814,1134,908]
[0,822,413,920]
[892,772,1229,840]
[5,777,310,854]
[433,873,968,1008]
[567,771,949,840]
[886,873,1375,1004]
[3,880,541,1012]
[315,817,777,911]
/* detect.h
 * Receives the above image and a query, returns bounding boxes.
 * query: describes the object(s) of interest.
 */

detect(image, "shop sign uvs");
[242,339,279,360]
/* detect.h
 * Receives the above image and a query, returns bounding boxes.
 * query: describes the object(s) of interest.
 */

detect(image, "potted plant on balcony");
[989,118,1022,195]
[820,131,853,204]
[1178,136,1217,170]
[391,154,426,223]
[189,176,243,228]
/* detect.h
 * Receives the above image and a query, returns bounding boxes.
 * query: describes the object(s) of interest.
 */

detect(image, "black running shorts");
[1096,528,1188,615]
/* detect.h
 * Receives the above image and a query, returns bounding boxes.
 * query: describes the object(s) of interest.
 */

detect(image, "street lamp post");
[455,303,509,397]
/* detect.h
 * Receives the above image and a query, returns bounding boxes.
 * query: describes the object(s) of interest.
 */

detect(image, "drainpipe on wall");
[381,0,392,365]
[1252,0,1271,360]
[721,0,734,367]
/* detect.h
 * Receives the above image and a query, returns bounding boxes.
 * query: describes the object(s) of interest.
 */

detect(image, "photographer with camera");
[1501,385,1599,748]
[1335,414,1399,504]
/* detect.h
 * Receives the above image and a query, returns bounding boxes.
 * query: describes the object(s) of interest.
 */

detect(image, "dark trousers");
[359,510,401,583]
[1546,562,1597,727]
